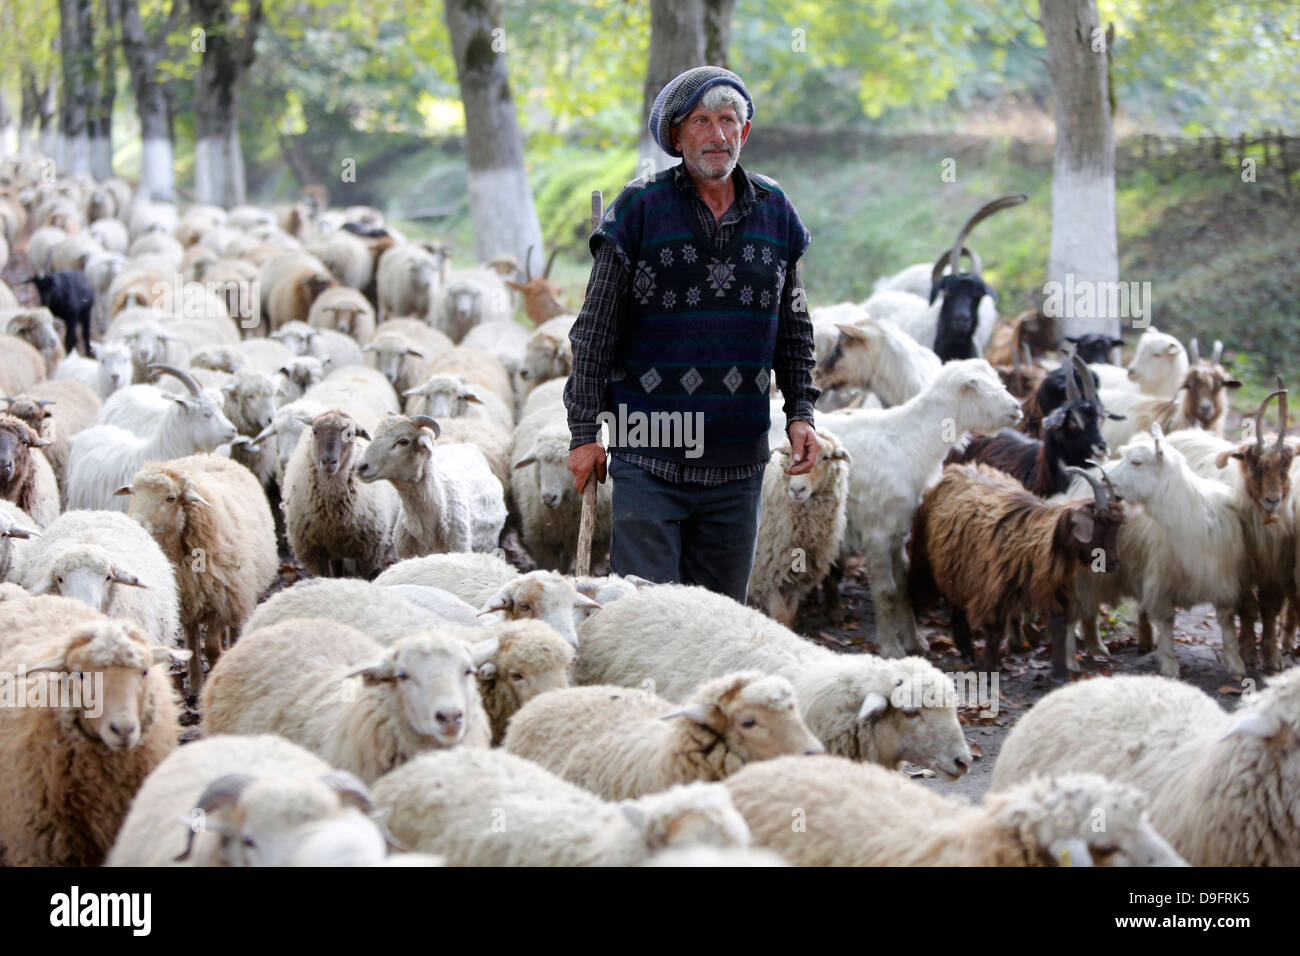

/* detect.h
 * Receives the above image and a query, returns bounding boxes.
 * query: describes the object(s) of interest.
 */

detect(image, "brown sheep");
[5,307,65,375]
[119,454,278,693]
[267,265,336,331]
[308,285,377,344]
[3,379,100,503]
[0,332,47,395]
[909,463,1123,680]
[0,413,58,528]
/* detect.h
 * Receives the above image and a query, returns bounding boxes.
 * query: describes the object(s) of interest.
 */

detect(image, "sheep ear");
[857,692,889,722]
[153,646,193,664]
[1220,710,1283,742]
[404,348,425,358]
[344,661,393,684]
[460,388,484,405]
[1070,510,1095,543]
[183,490,212,508]
[513,454,538,470]
[830,446,852,463]
[479,587,513,615]
[574,594,601,611]
[319,770,374,813]
[111,570,148,588]
[625,575,656,588]
[25,653,68,673]
[354,426,371,441]
[477,661,498,680]
[2,525,39,540]
[113,485,133,496]
[469,637,500,667]
[835,323,870,343]
[619,803,648,832]
[660,703,716,726]
[25,434,51,447]
[1048,837,1094,867]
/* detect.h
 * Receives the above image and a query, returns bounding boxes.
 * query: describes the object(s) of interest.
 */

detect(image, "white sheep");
[373,551,517,600]
[517,314,575,401]
[819,358,1024,656]
[0,499,38,582]
[202,619,494,783]
[504,672,823,800]
[271,320,366,372]
[382,584,482,627]
[308,229,376,290]
[460,318,532,382]
[467,618,576,744]
[575,584,973,777]
[371,748,751,866]
[432,268,512,343]
[991,668,1300,866]
[0,596,187,865]
[519,375,566,420]
[244,577,442,644]
[5,306,64,375]
[727,755,1186,866]
[362,318,454,394]
[747,429,851,627]
[282,409,400,578]
[355,413,505,558]
[307,285,377,344]
[65,364,238,512]
[402,371,514,434]
[512,410,612,572]
[54,338,133,399]
[15,507,181,645]
[376,243,443,321]
[107,734,384,867]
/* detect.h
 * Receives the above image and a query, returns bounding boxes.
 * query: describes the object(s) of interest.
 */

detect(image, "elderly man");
[564,66,820,603]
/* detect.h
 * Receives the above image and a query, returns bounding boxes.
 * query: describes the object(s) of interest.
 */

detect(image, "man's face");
[671,102,750,182]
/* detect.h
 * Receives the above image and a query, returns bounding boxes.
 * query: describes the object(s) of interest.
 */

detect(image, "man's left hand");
[785,420,819,475]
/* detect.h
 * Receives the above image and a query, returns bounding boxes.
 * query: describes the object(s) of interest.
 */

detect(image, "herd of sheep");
[0,156,1295,869]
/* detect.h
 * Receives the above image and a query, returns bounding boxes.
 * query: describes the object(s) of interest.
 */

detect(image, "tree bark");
[113,0,181,199]
[1040,0,1119,339]
[442,0,545,276]
[638,0,705,175]
[701,0,737,68]
[19,68,41,154]
[58,0,95,175]
[191,0,263,208]
[0,91,12,156]
[38,74,59,159]
[90,0,118,181]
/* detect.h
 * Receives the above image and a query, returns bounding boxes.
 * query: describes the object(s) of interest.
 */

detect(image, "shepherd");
[564,66,821,603]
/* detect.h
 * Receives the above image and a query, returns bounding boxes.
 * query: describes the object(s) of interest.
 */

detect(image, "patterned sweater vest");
[594,168,810,468]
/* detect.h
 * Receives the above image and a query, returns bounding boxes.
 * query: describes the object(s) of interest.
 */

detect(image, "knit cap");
[648,66,754,157]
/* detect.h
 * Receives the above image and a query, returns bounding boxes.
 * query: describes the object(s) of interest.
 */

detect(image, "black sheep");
[32,271,95,357]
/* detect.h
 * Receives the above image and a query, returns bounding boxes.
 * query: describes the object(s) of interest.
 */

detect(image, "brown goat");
[1128,338,1240,436]
[506,245,568,325]
[909,463,1123,679]
[993,343,1045,400]
[0,413,56,527]
[984,309,1055,367]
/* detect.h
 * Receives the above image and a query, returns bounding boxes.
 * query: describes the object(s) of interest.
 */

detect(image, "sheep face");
[513,445,572,511]
[7,308,59,352]
[90,341,133,393]
[34,621,186,751]
[404,374,480,420]
[353,634,491,747]
[364,335,422,387]
[477,624,576,711]
[2,398,49,438]
[480,572,598,648]
[856,661,973,779]
[190,773,376,867]
[309,411,368,479]
[942,360,1024,434]
[123,471,198,545]
[276,357,324,401]
[355,415,430,485]
[689,674,824,768]
[519,337,571,386]
[223,373,277,432]
[991,774,1187,867]
[0,415,47,489]
[43,547,147,616]
[772,433,850,502]
[272,323,313,356]
[626,782,751,852]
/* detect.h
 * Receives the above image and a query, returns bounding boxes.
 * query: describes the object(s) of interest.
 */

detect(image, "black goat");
[30,271,94,357]
[1065,333,1124,364]
[948,351,1112,497]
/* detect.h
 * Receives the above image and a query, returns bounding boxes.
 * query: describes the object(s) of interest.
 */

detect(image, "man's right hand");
[569,442,608,493]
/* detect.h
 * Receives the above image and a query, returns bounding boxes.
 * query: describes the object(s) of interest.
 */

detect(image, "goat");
[505,245,568,325]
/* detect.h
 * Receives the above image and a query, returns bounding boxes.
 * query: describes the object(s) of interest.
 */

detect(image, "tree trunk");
[191,0,262,208]
[59,0,95,174]
[0,91,12,157]
[443,0,545,276]
[113,0,180,199]
[701,0,737,68]
[1040,0,1119,340]
[638,0,705,175]
[19,68,41,154]
[90,0,118,181]
[38,75,59,159]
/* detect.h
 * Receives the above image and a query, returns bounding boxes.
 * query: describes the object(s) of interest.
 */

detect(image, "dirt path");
[794,559,1280,802]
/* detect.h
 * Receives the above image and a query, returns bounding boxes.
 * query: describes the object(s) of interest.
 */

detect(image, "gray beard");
[683,143,741,182]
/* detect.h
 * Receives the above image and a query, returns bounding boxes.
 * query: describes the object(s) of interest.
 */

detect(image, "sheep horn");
[929,244,982,288]
[946,193,1026,281]
[1188,337,1199,365]
[1061,345,1081,403]
[1211,340,1223,364]
[543,246,561,279]
[523,244,535,281]
[148,363,201,398]
[1065,466,1109,510]
[410,415,441,439]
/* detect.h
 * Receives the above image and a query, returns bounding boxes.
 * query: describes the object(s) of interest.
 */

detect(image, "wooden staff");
[574,189,602,577]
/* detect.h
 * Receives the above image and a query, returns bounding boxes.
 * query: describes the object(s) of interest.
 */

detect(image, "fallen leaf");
[970,742,984,759]
[907,768,935,779]
[1217,684,1244,695]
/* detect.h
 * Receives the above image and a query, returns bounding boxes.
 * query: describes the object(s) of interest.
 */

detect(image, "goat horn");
[1061,344,1081,403]
[1188,337,1199,365]
[947,193,1026,281]
[410,415,441,439]
[1072,349,1098,403]
[148,363,202,398]
[1065,466,1109,510]
[1211,340,1223,364]
[1255,388,1285,450]
[1084,459,1122,502]
[1012,341,1022,373]
[543,246,561,279]
[523,244,535,281]
[1277,376,1288,445]
[174,773,254,862]
[929,244,980,289]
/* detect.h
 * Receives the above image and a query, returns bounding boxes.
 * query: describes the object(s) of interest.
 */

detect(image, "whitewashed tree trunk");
[191,0,262,208]
[38,79,58,158]
[112,0,178,199]
[443,0,544,275]
[18,72,40,155]
[1041,0,1120,339]
[194,131,246,208]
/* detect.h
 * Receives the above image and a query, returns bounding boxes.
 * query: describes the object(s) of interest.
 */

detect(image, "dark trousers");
[608,455,764,604]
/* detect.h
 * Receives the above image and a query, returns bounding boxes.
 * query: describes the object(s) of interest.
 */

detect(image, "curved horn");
[1061,345,1081,403]
[1276,376,1288,446]
[1083,458,1122,502]
[1188,337,1200,365]
[1211,340,1223,364]
[523,244,535,281]
[543,246,561,279]
[929,244,982,288]
[410,415,441,439]
[1011,341,1022,374]
[947,193,1027,280]
[1065,466,1109,510]
[1072,350,1098,403]
[148,363,202,398]
[1254,388,1284,449]
[174,773,255,862]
